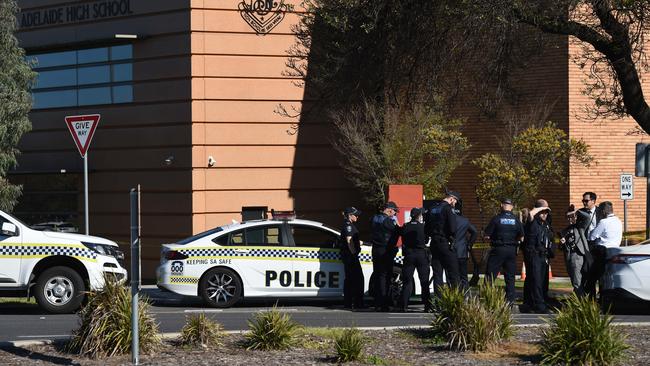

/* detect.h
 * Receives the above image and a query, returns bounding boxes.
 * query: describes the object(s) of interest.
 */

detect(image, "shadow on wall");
[285,23,370,230]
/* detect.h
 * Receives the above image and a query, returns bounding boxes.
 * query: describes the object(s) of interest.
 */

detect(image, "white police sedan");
[156,218,414,308]
[601,240,650,309]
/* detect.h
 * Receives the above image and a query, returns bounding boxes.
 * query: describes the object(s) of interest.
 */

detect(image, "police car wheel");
[200,268,242,308]
[34,266,85,314]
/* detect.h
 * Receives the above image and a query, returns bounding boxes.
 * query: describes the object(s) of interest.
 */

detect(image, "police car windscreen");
[176,227,223,244]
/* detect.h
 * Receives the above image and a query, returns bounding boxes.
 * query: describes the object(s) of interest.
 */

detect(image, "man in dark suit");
[452,206,477,291]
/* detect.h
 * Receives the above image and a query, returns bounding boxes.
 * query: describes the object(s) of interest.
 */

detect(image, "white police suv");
[0,209,127,313]
[157,217,414,308]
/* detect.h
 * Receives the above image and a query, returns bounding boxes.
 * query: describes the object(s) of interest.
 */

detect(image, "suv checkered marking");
[0,244,97,261]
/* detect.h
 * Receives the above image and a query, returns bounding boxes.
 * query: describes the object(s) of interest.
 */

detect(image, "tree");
[0,1,34,211]
[331,100,470,208]
[464,0,650,134]
[474,122,593,212]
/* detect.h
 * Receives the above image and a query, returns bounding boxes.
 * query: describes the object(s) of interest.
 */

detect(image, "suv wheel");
[200,268,242,308]
[34,266,85,314]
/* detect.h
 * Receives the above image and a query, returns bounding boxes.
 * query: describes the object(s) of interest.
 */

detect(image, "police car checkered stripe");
[170,276,199,284]
[178,247,403,264]
[0,244,97,260]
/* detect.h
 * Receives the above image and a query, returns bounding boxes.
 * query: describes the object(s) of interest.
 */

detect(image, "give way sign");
[64,114,100,158]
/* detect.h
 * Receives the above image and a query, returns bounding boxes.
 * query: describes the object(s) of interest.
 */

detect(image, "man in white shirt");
[585,201,622,297]
[582,192,599,236]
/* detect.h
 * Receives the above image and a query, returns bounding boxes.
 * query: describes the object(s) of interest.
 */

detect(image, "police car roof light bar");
[271,209,296,220]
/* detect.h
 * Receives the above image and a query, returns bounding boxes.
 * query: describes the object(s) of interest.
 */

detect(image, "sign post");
[130,186,141,365]
[620,173,634,246]
[65,114,100,235]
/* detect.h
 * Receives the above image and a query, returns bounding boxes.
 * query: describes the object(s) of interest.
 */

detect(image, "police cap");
[343,207,361,216]
[384,201,399,212]
[501,198,513,205]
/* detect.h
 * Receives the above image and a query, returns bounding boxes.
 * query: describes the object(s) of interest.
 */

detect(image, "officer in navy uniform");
[425,192,460,294]
[399,207,431,312]
[340,207,365,310]
[484,198,525,303]
[370,201,400,312]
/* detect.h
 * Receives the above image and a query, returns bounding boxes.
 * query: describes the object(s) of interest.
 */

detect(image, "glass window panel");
[111,45,132,60]
[112,63,132,82]
[78,48,108,64]
[32,89,77,109]
[290,225,339,248]
[78,65,110,85]
[78,87,111,106]
[112,85,133,103]
[34,69,77,89]
[30,51,76,69]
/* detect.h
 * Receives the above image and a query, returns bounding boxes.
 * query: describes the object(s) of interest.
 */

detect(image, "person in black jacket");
[370,201,401,312]
[453,207,477,291]
[425,191,460,294]
[339,206,365,310]
[484,198,524,303]
[399,207,431,312]
[522,204,553,313]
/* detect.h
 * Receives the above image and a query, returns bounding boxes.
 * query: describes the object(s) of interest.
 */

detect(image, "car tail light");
[608,254,650,264]
[165,250,189,260]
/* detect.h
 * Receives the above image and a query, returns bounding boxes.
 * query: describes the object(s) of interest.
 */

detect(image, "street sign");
[64,114,100,158]
[620,173,634,200]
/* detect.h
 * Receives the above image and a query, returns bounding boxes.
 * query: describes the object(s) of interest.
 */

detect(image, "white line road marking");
[183,309,223,313]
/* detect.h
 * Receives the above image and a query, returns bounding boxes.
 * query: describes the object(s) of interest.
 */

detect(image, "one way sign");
[620,173,634,200]
[65,114,100,158]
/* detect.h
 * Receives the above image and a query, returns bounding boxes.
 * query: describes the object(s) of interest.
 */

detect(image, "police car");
[156,215,416,308]
[601,240,650,310]
[0,210,127,313]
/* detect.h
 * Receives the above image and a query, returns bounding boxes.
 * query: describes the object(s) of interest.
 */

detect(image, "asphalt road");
[1,287,650,343]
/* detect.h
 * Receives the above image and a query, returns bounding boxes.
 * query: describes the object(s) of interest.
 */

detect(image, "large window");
[28,45,133,109]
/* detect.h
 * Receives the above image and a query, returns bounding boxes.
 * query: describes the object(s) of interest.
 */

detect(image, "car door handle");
[234,249,250,254]
[294,251,311,257]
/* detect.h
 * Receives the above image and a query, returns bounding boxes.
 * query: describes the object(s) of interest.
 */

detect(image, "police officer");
[340,207,365,310]
[484,198,524,304]
[370,201,400,312]
[399,207,431,312]
[425,192,460,294]
[522,203,553,313]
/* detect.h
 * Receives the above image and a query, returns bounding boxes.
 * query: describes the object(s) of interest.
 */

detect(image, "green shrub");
[431,285,466,338]
[334,327,364,362]
[540,294,629,365]
[431,284,512,352]
[478,281,513,341]
[180,313,224,348]
[67,279,161,358]
[245,306,300,350]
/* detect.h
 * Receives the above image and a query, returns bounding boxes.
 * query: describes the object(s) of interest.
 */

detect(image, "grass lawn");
[0,297,36,305]
[484,277,572,290]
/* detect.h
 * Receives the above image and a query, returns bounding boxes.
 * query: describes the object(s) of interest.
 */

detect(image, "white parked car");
[156,218,420,308]
[0,210,127,313]
[602,240,650,309]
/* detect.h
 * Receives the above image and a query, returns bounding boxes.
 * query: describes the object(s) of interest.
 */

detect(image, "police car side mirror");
[1,222,18,236]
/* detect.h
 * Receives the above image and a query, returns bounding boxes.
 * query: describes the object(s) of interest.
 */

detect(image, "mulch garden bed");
[2,325,649,365]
